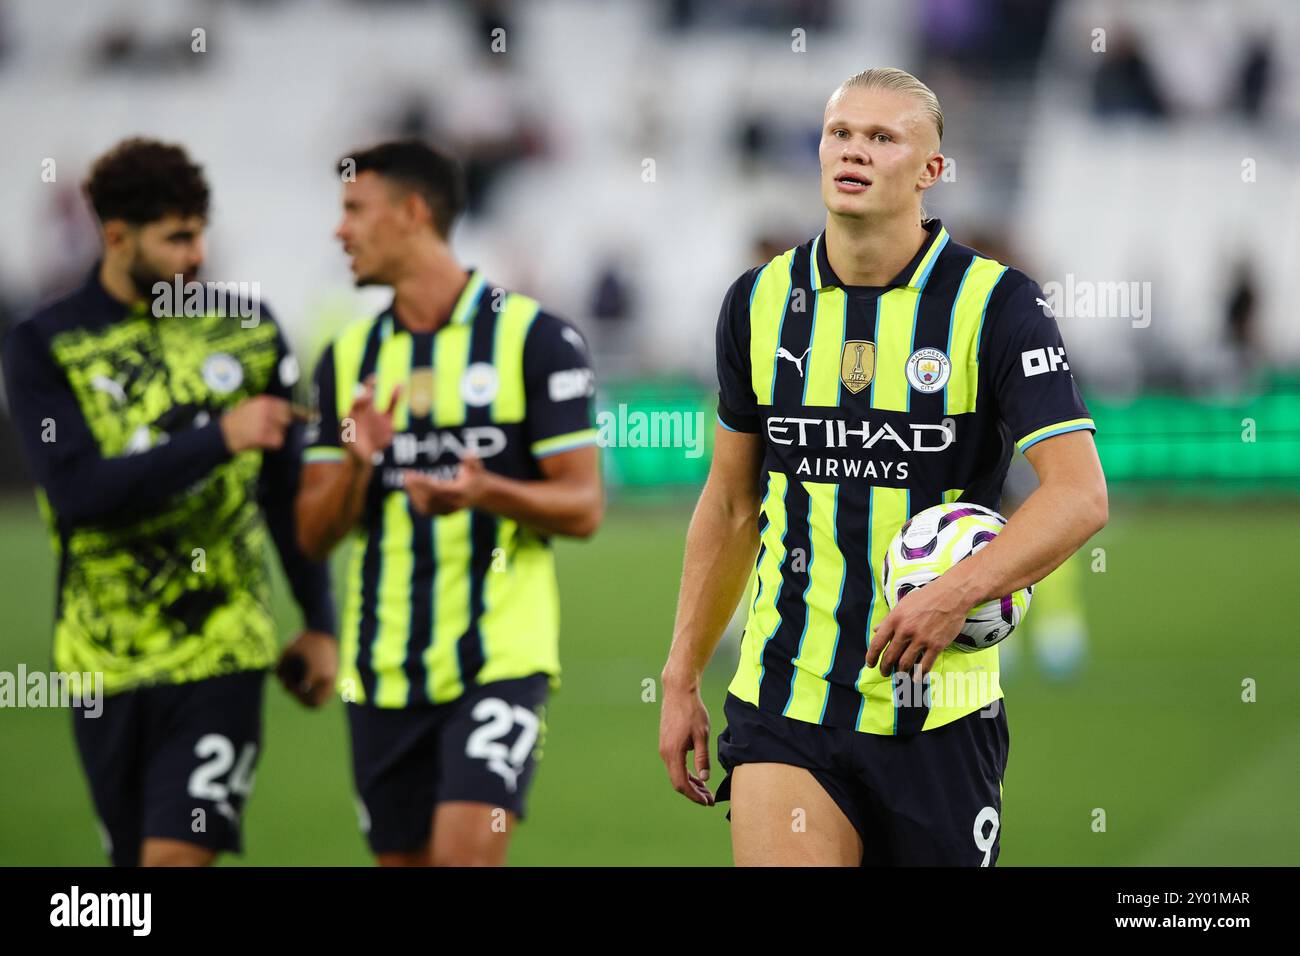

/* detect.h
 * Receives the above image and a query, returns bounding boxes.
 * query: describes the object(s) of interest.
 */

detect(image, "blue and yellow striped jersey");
[304,269,597,708]
[715,220,1095,735]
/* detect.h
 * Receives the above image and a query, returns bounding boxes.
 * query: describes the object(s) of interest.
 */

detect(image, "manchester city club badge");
[201,352,244,394]
[905,347,951,393]
[460,362,499,407]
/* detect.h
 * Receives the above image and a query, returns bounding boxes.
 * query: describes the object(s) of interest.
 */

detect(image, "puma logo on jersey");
[561,326,587,352]
[1035,297,1054,316]
[90,375,127,404]
[776,347,811,378]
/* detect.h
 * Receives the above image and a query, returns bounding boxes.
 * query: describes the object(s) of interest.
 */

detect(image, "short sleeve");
[522,312,597,459]
[984,273,1096,453]
[715,270,760,433]
[302,342,345,463]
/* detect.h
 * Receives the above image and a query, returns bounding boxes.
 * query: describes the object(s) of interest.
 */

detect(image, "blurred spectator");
[733,110,820,174]
[587,253,640,377]
[1234,36,1274,120]
[37,182,100,301]
[92,19,210,74]
[663,0,834,32]
[961,228,1021,272]
[751,231,805,268]
[1221,262,1262,389]
[440,55,547,216]
[391,92,441,141]
[0,1,11,69]
[922,0,1056,78]
[470,0,513,41]
[1092,29,1168,119]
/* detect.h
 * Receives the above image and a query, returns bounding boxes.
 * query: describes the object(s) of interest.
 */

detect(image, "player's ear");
[101,219,132,252]
[919,152,944,189]
[401,190,435,233]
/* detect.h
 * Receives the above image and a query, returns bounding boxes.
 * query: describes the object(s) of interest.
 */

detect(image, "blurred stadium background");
[1,0,1298,865]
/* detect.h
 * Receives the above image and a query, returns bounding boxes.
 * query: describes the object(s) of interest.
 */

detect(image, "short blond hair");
[829,68,943,220]
[830,67,944,145]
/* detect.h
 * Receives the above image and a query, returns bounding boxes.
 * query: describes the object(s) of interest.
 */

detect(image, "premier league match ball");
[881,502,1032,652]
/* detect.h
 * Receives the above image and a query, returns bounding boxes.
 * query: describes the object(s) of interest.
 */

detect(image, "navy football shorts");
[346,673,549,855]
[72,669,267,867]
[716,692,1009,866]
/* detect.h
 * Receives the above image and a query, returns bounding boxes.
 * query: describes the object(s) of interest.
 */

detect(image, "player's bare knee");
[430,845,503,867]
[139,840,216,867]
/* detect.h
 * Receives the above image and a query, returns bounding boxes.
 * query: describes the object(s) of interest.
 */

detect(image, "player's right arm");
[293,342,400,561]
[1,320,291,525]
[659,424,764,806]
[659,270,765,806]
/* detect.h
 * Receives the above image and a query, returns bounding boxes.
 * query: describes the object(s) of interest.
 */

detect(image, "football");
[881,502,1032,652]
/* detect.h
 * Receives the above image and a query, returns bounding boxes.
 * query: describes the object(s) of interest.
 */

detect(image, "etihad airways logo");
[765,416,955,452]
[380,426,508,489]
[391,426,507,465]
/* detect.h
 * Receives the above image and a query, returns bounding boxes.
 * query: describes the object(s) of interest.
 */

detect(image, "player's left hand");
[402,454,488,516]
[276,630,338,708]
[866,581,967,678]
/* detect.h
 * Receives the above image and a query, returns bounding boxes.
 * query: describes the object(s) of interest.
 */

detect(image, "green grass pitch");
[0,494,1296,865]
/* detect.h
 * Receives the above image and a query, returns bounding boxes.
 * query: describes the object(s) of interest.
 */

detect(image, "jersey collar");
[813,218,950,293]
[449,267,487,325]
[383,266,488,338]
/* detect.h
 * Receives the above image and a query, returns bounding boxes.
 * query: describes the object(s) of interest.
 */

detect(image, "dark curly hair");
[84,137,210,225]
[341,140,466,238]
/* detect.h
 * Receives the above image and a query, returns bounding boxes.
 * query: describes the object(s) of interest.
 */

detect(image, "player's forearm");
[295,457,372,561]
[662,481,760,692]
[41,423,232,525]
[943,475,1107,608]
[473,470,603,538]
